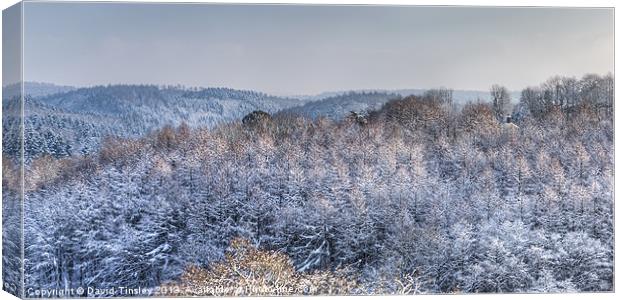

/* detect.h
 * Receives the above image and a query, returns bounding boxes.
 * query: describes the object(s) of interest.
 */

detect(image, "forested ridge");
[1,74,614,295]
[0,84,519,161]
[1,85,306,160]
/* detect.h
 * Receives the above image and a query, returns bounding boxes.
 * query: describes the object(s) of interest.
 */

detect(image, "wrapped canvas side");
[2,2,24,299]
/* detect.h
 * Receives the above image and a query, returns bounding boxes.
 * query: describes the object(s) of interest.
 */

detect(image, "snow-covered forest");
[0,84,511,162]
[1,85,308,160]
[1,73,614,295]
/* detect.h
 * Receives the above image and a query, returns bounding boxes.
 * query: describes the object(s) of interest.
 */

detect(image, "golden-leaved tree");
[158,238,358,296]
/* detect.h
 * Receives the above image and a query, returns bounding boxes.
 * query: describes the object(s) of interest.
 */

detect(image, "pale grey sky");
[21,2,614,95]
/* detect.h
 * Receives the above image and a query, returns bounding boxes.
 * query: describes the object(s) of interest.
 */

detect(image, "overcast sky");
[21,2,613,95]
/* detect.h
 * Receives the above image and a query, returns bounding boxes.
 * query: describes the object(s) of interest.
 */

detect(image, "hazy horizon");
[18,3,614,95]
[5,80,534,99]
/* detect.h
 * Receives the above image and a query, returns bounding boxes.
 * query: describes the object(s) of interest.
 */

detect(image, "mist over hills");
[3,82,507,159]
[2,83,307,159]
[294,88,503,103]
[284,89,522,120]
[2,82,76,99]
[282,91,401,120]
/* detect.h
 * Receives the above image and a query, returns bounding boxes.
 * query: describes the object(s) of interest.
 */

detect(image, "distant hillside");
[294,88,521,106]
[3,85,307,159]
[280,89,507,121]
[282,91,401,120]
[2,82,76,99]
[35,85,304,131]
[3,83,524,160]
[390,89,492,102]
